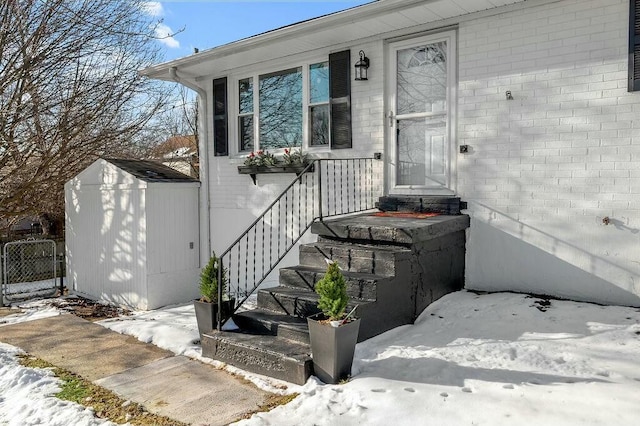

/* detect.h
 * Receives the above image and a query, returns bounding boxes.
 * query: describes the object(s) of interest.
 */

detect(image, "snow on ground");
[98,291,640,425]
[236,291,640,426]
[0,299,62,326]
[0,343,117,426]
[1,278,67,326]
[2,290,640,425]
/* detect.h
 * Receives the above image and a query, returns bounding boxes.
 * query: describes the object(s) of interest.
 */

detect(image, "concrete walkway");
[0,314,271,425]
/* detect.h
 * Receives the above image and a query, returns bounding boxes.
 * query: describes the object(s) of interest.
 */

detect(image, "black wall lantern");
[354,50,370,81]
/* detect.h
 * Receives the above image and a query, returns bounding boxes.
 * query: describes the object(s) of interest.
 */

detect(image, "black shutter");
[629,1,640,91]
[213,77,228,156]
[329,50,352,149]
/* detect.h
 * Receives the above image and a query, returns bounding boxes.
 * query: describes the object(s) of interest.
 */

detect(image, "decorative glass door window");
[391,36,452,191]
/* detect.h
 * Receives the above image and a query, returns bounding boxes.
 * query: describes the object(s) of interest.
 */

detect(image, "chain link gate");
[2,239,57,304]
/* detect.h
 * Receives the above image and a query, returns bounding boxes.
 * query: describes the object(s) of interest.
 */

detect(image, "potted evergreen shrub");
[307,261,361,384]
[194,252,235,337]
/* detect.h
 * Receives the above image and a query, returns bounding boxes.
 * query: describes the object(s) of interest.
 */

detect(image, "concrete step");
[257,286,322,317]
[311,213,470,245]
[233,308,310,344]
[201,330,312,385]
[376,196,461,214]
[256,286,382,341]
[298,240,411,276]
[258,284,370,315]
[278,266,384,300]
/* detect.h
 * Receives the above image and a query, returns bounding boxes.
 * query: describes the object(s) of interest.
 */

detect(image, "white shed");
[65,158,201,310]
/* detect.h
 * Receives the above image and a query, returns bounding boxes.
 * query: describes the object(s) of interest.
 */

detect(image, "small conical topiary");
[199,251,227,303]
[315,261,349,321]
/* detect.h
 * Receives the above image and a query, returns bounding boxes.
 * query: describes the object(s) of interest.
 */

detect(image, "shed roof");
[104,158,199,183]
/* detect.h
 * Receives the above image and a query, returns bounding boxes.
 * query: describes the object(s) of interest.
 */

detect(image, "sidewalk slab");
[0,314,170,380]
[97,356,267,426]
[0,314,272,425]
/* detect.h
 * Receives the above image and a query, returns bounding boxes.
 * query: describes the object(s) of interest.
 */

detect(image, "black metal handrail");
[216,157,381,329]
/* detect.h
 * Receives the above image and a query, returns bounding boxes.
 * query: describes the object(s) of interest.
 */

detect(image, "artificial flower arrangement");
[244,150,278,166]
[244,148,308,167]
[282,148,309,166]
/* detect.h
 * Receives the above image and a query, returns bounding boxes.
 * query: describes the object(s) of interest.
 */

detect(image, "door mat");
[372,211,440,219]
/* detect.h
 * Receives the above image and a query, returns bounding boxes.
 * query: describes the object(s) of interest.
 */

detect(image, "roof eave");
[139,0,439,80]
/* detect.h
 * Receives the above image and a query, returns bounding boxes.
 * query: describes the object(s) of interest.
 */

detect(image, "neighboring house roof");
[151,135,197,160]
[141,0,525,81]
[104,158,199,183]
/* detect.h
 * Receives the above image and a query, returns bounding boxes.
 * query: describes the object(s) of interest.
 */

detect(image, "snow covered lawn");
[247,291,640,426]
[0,343,116,426]
[2,290,640,425]
[95,291,640,425]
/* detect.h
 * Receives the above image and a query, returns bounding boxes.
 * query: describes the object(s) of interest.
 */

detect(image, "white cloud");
[155,23,180,48]
[142,3,180,49]
[141,1,164,17]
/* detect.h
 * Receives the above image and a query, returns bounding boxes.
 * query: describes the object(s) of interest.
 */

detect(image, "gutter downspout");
[170,67,211,266]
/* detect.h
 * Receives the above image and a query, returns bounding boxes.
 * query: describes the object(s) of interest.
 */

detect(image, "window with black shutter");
[629,1,640,91]
[233,50,353,154]
[212,77,228,156]
[329,50,352,149]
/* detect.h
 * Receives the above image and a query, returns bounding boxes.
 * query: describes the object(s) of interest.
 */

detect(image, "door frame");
[384,30,458,196]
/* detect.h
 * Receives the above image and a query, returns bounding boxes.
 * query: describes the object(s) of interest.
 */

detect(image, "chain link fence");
[2,239,58,304]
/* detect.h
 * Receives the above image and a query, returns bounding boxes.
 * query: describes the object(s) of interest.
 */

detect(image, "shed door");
[388,31,456,194]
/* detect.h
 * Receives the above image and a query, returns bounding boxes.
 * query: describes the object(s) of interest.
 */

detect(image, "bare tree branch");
[0,0,175,229]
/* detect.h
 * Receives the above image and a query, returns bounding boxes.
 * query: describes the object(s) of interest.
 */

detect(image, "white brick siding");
[201,0,640,305]
[459,0,640,305]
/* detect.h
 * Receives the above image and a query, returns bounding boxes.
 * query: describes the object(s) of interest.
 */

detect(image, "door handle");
[388,110,395,127]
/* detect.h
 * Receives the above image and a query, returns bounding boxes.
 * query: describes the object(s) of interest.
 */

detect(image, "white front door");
[387,31,456,195]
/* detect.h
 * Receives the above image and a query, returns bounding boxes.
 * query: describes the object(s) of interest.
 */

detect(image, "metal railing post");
[217,257,223,331]
[58,253,64,295]
[317,160,323,221]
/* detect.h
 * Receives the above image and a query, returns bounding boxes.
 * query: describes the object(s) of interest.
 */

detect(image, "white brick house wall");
[206,42,385,287]
[458,0,640,305]
[195,0,640,305]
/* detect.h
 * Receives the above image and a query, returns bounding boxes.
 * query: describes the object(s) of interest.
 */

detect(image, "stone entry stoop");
[377,195,462,215]
[201,197,470,385]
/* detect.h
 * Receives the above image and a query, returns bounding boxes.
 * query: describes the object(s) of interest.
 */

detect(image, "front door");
[387,31,456,194]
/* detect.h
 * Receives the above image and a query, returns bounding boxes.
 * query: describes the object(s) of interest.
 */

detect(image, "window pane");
[310,62,329,104]
[239,116,253,152]
[259,67,302,149]
[310,104,329,146]
[239,78,253,114]
[397,116,446,186]
[397,41,447,115]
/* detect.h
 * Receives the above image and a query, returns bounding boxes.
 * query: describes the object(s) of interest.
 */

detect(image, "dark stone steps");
[233,308,310,344]
[200,204,470,385]
[257,285,374,318]
[201,330,312,385]
[376,196,461,215]
[279,266,386,300]
[311,214,470,245]
[298,240,411,275]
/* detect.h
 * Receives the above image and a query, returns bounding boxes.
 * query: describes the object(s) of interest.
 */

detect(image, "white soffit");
[142,0,526,81]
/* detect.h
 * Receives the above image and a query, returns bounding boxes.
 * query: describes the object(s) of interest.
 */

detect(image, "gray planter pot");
[194,298,235,337]
[307,316,361,384]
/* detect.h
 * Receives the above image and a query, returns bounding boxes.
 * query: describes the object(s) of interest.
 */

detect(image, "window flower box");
[237,163,314,185]
[239,149,313,184]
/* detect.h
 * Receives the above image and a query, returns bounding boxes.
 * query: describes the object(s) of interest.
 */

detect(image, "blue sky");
[143,1,373,62]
